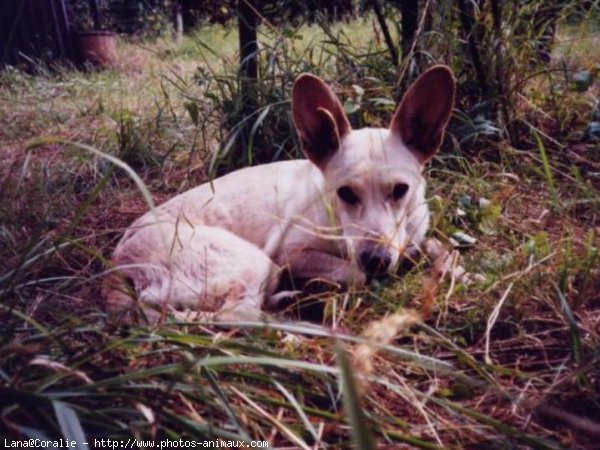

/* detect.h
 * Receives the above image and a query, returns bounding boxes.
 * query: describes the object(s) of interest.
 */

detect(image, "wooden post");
[239,0,258,88]
[457,0,488,99]
[89,0,101,29]
[490,0,516,144]
[173,0,183,43]
[237,0,259,161]
[400,0,418,61]
[371,0,399,67]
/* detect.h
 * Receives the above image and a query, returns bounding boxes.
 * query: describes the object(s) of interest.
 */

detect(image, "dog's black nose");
[359,248,392,275]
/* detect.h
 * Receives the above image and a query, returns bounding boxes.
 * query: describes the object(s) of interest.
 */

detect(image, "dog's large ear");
[390,65,455,163]
[292,74,351,168]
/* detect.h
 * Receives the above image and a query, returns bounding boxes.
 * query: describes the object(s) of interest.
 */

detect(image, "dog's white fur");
[105,65,456,322]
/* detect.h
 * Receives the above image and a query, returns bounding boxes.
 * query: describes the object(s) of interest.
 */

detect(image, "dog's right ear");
[292,74,351,168]
[390,65,455,163]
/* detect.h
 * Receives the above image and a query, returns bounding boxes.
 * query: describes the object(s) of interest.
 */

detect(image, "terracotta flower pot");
[76,31,117,67]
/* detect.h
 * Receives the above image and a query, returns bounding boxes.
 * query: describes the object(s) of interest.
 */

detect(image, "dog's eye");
[337,186,360,205]
[392,183,409,200]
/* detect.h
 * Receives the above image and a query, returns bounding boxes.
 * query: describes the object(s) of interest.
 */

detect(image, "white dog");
[105,65,457,322]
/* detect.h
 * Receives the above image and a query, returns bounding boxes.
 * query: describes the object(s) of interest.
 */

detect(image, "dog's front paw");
[424,238,483,285]
[457,270,486,285]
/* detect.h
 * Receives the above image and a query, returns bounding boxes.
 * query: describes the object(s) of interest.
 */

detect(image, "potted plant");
[72,0,117,67]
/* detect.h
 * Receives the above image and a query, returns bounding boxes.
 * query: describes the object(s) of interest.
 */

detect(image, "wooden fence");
[0,0,76,69]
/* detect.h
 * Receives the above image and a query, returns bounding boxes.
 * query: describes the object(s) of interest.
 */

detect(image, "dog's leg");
[264,249,366,313]
[286,248,366,288]
[107,224,281,323]
[424,238,483,283]
[424,237,465,279]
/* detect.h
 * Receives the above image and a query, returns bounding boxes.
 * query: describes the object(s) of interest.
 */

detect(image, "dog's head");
[292,66,455,275]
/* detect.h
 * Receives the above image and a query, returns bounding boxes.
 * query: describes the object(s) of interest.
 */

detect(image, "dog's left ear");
[292,74,351,168]
[390,65,455,163]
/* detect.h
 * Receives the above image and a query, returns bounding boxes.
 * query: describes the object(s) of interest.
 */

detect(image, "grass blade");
[534,131,558,206]
[335,340,376,450]
[52,401,89,450]
[553,282,582,364]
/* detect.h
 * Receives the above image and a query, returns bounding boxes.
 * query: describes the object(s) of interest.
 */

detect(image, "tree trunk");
[238,0,260,162]
[239,0,258,89]
[457,0,488,99]
[371,0,399,67]
[89,0,101,29]
[173,1,183,43]
[490,0,516,144]
[399,0,418,61]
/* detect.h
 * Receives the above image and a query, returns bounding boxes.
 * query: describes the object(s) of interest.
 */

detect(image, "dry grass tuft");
[352,309,422,393]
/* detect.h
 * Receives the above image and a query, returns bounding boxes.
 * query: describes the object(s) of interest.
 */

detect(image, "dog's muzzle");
[358,246,392,275]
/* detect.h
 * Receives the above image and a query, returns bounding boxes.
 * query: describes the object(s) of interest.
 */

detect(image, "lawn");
[0,13,599,449]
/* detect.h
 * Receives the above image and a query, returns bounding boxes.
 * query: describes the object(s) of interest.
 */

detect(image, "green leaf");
[352,84,365,97]
[369,97,396,108]
[344,100,360,114]
[184,101,199,126]
[572,70,593,92]
[451,231,477,247]
[553,283,582,364]
[533,131,558,206]
[584,121,600,140]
